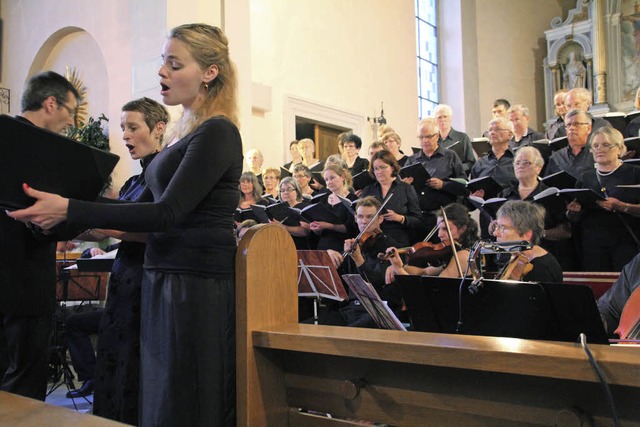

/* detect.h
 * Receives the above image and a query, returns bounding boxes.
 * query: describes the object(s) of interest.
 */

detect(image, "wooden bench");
[563,271,620,300]
[237,224,640,426]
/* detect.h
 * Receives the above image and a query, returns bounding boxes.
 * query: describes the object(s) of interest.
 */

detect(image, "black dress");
[92,154,156,424]
[314,193,358,251]
[68,117,242,427]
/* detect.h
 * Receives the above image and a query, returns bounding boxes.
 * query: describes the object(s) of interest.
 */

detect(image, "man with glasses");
[404,117,466,235]
[469,117,518,238]
[563,88,610,135]
[544,109,595,179]
[1,71,80,400]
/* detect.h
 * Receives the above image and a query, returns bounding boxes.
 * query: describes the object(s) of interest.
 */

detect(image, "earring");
[204,82,209,91]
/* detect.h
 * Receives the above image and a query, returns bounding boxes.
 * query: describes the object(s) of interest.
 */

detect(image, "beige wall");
[249,0,419,169]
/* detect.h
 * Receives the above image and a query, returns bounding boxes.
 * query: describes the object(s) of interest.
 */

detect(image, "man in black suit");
[0,71,80,400]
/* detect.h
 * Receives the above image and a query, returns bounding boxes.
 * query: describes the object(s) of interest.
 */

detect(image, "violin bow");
[342,192,394,258]
[440,206,464,277]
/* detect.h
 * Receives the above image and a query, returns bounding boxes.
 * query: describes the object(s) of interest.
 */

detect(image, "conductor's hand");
[7,184,69,230]
[326,249,343,269]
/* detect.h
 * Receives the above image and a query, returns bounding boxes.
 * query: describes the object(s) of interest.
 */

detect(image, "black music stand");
[342,274,406,331]
[297,250,348,324]
[396,275,609,344]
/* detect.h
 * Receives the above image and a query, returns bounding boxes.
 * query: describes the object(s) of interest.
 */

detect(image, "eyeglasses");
[514,160,533,167]
[417,133,439,140]
[293,174,308,179]
[489,221,516,234]
[373,165,390,172]
[280,188,296,193]
[591,143,616,152]
[57,100,76,119]
[488,128,510,133]
[565,122,590,129]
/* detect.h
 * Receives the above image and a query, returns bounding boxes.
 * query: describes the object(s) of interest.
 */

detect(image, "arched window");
[416,0,438,118]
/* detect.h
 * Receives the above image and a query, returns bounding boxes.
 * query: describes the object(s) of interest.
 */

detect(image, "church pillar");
[592,0,607,105]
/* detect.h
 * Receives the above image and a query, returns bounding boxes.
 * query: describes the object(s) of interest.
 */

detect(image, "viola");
[614,286,640,342]
[495,253,533,281]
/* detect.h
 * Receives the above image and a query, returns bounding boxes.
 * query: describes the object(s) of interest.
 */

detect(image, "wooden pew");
[563,271,620,300]
[236,225,640,426]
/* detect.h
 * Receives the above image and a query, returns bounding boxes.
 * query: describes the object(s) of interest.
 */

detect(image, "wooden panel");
[236,224,299,427]
[563,271,619,300]
[0,391,128,426]
[315,125,343,161]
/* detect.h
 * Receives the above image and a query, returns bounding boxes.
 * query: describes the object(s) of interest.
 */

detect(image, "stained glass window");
[416,0,438,118]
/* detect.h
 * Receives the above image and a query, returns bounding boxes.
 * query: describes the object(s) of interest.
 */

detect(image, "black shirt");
[439,128,476,175]
[545,144,594,179]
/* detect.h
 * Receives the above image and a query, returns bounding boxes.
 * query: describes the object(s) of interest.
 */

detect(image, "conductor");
[0,71,80,400]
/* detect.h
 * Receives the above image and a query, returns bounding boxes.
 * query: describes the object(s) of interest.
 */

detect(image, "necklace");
[519,183,537,191]
[597,161,622,177]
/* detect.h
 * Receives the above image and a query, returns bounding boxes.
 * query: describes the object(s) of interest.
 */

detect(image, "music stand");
[396,275,609,344]
[342,274,406,331]
[297,250,348,324]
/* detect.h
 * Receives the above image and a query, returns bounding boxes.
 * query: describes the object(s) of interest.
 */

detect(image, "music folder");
[0,114,120,210]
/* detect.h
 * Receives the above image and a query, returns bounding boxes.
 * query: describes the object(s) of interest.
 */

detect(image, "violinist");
[385,203,479,282]
[321,196,403,328]
[491,200,563,283]
[597,252,640,336]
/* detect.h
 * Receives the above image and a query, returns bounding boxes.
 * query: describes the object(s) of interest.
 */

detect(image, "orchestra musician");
[567,126,640,271]
[360,150,425,248]
[384,203,479,282]
[490,200,563,283]
[597,251,640,336]
[319,196,402,328]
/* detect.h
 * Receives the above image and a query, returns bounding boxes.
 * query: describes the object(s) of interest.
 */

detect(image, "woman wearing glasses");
[277,177,312,249]
[567,127,640,271]
[498,147,575,270]
[360,150,424,248]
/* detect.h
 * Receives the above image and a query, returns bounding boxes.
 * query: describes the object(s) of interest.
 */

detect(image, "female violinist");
[491,200,563,283]
[385,203,479,282]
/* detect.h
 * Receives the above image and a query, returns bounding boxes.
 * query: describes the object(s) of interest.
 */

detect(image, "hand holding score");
[6,183,69,230]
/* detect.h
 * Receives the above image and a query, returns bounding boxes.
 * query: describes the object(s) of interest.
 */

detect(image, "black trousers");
[65,308,103,382]
[0,313,51,400]
[140,271,236,427]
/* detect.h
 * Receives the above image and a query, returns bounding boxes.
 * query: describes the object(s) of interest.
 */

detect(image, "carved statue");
[562,51,587,90]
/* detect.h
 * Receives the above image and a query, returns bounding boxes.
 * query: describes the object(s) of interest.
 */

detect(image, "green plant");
[66,114,110,151]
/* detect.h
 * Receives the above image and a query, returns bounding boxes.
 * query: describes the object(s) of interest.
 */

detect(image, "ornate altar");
[543,0,640,126]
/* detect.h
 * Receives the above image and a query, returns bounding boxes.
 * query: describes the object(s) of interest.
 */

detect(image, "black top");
[597,252,640,335]
[545,144,594,179]
[545,117,566,140]
[574,163,640,245]
[439,128,476,175]
[499,182,566,230]
[625,116,640,139]
[347,157,370,176]
[360,179,424,248]
[469,149,518,189]
[522,252,563,284]
[314,193,358,251]
[509,127,545,151]
[68,117,243,278]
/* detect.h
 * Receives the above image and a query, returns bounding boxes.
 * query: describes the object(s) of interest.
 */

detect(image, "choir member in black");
[567,127,640,271]
[1,71,80,401]
[469,117,518,238]
[238,171,267,210]
[434,104,476,174]
[10,24,241,426]
[597,252,640,336]
[625,87,640,139]
[498,147,576,270]
[545,89,568,140]
[308,164,357,251]
[81,97,168,424]
[545,109,595,179]
[564,88,611,134]
[361,150,424,248]
[277,177,312,249]
[381,130,408,166]
[245,148,264,187]
[507,104,544,151]
[368,140,388,158]
[320,196,402,327]
[262,167,281,201]
[293,164,317,198]
[298,138,324,172]
[385,203,479,281]
[342,133,370,175]
[404,117,466,234]
[283,139,302,173]
[491,201,563,283]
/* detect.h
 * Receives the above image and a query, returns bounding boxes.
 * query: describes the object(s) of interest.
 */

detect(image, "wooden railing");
[236,224,640,426]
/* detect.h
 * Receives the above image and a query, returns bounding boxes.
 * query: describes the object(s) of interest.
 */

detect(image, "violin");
[378,241,456,268]
[352,228,384,255]
[614,286,640,342]
[496,252,533,281]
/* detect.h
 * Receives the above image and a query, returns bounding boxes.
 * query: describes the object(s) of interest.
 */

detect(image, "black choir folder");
[0,115,120,210]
